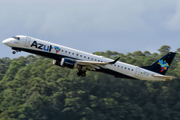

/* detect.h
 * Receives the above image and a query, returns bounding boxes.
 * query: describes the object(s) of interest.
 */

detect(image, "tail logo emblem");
[54,46,61,54]
[158,60,169,72]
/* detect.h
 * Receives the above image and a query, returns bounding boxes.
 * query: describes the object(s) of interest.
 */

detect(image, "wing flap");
[76,61,109,65]
[76,57,120,65]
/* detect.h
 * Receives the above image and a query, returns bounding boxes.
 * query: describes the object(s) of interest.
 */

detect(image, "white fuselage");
[2,35,166,81]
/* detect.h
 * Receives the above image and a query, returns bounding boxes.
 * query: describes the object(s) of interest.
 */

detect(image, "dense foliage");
[0,45,180,120]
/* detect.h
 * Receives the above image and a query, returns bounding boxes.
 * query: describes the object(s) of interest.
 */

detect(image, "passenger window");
[132,69,133,71]
[125,67,126,69]
[121,66,123,68]
[88,57,90,59]
[95,59,96,61]
[76,54,78,56]
[91,58,93,60]
[80,55,82,57]
[72,53,74,55]
[118,65,119,67]
[84,56,86,58]
[98,60,100,62]
[69,52,71,54]
[65,51,67,53]
[62,50,63,52]
[128,68,130,70]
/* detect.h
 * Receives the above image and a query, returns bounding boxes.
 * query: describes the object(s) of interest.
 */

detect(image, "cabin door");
[25,37,31,47]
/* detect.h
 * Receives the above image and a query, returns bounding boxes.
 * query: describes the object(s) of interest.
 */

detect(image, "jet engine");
[53,58,77,69]
[60,58,77,69]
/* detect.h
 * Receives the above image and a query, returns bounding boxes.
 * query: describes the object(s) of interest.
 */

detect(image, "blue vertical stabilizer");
[142,52,176,75]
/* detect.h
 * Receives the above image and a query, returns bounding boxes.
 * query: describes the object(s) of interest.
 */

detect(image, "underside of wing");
[76,57,120,70]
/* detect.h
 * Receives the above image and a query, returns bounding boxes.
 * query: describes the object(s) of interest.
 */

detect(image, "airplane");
[2,35,176,81]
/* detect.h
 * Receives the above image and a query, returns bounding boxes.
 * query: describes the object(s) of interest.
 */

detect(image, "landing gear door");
[25,37,31,47]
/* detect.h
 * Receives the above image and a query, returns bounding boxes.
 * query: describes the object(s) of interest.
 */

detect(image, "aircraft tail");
[142,52,176,75]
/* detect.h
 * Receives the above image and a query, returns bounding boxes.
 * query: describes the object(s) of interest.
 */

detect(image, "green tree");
[158,45,171,55]
[0,45,180,120]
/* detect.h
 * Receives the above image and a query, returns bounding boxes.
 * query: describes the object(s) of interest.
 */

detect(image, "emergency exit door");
[135,67,140,77]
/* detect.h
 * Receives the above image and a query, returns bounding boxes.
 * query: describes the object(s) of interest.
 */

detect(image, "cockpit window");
[12,36,20,40]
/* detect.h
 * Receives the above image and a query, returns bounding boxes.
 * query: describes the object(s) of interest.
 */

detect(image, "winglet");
[109,57,120,64]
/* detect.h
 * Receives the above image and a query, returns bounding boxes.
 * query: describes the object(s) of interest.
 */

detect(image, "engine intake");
[53,59,60,65]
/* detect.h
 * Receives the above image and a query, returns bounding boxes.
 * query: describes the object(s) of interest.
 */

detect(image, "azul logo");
[31,41,52,52]
[158,59,169,72]
[54,46,61,54]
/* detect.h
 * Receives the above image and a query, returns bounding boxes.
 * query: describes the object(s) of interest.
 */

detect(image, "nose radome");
[2,39,10,45]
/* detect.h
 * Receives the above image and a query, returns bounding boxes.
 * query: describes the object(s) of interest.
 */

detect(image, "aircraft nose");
[2,39,10,45]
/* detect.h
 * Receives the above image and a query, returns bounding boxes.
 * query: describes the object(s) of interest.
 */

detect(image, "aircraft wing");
[153,75,176,81]
[76,57,120,70]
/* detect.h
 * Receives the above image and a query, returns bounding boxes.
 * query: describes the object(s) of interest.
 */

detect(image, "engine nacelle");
[53,59,60,66]
[60,58,77,69]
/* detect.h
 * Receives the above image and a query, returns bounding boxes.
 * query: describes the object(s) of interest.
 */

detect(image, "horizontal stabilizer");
[153,75,176,81]
[153,75,176,78]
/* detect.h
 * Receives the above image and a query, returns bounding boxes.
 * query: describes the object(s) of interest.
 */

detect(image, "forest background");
[0,45,180,120]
